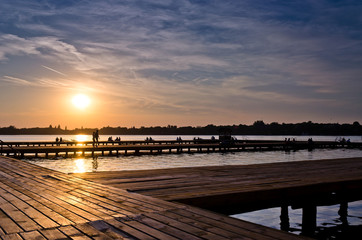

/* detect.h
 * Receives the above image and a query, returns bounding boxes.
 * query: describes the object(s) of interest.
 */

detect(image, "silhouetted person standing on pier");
[95,130,99,146]
[92,131,99,147]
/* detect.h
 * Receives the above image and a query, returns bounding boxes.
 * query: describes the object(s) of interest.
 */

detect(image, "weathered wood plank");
[73,223,116,240]
[0,209,23,234]
[58,225,92,240]
[19,230,46,240]
[134,214,203,240]
[95,219,156,240]
[0,233,23,240]
[39,228,68,240]
[141,211,232,240]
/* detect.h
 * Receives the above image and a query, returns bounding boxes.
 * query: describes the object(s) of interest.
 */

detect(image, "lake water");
[1,134,362,239]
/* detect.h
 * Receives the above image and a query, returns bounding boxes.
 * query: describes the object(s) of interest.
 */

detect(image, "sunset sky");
[1,0,361,129]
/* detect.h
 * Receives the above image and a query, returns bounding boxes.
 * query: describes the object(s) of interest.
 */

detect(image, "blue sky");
[0,0,361,128]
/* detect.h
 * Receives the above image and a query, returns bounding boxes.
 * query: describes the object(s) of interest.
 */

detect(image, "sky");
[0,0,361,129]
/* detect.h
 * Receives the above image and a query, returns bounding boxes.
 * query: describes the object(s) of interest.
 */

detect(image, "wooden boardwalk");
[73,158,362,214]
[0,156,310,240]
[1,140,360,158]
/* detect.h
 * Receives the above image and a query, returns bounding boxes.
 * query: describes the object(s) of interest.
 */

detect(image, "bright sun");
[72,94,91,110]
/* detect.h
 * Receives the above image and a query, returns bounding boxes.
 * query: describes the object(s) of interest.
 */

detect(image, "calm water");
[1,134,362,239]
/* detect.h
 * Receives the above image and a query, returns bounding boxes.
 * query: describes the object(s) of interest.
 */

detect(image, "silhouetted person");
[95,130,99,146]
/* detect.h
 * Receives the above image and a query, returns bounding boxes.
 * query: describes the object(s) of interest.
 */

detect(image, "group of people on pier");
[107,136,121,142]
[55,137,63,146]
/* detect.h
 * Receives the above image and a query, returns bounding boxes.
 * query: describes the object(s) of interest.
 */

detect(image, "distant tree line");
[0,121,361,136]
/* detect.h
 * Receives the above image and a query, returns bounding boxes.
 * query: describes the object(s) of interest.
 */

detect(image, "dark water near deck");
[1,134,362,239]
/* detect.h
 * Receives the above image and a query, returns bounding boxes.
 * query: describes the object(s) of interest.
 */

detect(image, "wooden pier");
[73,157,362,212]
[1,139,360,158]
[0,156,311,239]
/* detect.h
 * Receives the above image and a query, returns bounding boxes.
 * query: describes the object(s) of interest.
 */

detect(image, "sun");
[72,94,91,110]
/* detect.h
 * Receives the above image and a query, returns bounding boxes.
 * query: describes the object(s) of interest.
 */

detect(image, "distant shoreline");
[1,121,361,136]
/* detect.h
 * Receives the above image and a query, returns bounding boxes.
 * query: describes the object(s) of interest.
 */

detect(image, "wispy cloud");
[2,76,33,86]
[0,0,361,126]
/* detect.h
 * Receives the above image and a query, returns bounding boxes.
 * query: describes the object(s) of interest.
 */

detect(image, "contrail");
[41,65,67,77]
[3,76,32,85]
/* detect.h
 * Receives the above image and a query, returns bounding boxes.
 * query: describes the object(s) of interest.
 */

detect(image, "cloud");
[0,34,40,61]
[2,76,33,86]
[0,0,361,125]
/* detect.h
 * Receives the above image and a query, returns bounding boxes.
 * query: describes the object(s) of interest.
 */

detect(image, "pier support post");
[338,201,348,226]
[302,205,317,236]
[280,204,290,231]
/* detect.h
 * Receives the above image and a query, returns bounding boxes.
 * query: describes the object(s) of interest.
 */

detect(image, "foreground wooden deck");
[0,156,309,240]
[72,158,362,214]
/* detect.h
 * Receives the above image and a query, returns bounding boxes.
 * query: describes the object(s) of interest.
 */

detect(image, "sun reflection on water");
[74,134,89,146]
[75,134,88,142]
[74,158,86,173]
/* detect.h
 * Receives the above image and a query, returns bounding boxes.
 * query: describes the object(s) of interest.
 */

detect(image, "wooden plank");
[73,223,116,240]
[0,209,23,234]
[92,219,155,240]
[141,212,229,240]
[0,233,23,240]
[39,228,68,240]
[134,214,202,240]
[19,231,46,240]
[58,225,92,240]
[115,216,179,240]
